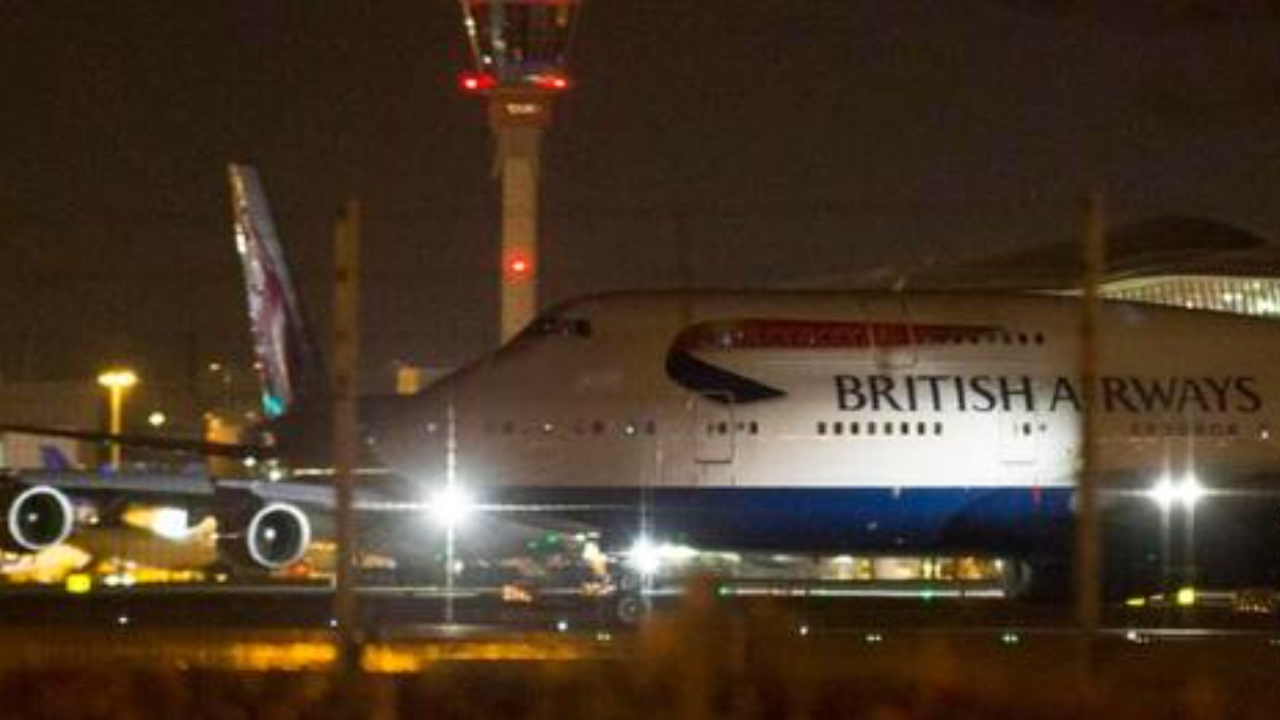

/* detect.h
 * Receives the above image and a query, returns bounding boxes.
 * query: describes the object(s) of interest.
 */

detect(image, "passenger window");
[817,421,827,436]
[530,316,593,338]
[833,422,844,436]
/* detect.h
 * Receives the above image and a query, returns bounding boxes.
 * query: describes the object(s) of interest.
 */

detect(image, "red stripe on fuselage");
[672,320,998,352]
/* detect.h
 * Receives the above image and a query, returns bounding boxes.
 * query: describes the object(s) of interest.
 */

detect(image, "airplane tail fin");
[227,163,326,419]
[39,445,74,471]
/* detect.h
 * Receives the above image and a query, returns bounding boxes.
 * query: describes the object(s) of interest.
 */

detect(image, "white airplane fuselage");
[370,291,1280,584]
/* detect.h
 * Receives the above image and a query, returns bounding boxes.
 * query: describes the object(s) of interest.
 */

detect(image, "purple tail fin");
[227,163,324,419]
[39,445,73,471]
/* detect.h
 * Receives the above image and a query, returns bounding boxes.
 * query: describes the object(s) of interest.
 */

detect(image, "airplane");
[4,165,1280,607]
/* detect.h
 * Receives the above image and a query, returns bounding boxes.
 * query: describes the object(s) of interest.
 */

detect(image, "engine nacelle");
[218,502,312,571]
[0,485,75,553]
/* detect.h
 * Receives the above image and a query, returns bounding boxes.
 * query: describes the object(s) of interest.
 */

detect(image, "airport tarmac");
[0,583,1275,639]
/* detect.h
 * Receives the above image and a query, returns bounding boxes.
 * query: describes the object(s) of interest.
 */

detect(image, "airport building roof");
[842,216,1280,292]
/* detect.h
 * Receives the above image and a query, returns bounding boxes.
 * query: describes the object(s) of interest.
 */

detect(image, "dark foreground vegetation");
[3,585,1279,718]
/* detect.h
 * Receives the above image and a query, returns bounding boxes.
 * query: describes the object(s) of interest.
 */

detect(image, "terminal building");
[844,216,1280,319]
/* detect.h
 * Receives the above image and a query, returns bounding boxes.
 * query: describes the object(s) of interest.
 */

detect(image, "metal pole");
[1075,189,1105,685]
[333,200,362,670]
[107,387,123,469]
[444,397,458,624]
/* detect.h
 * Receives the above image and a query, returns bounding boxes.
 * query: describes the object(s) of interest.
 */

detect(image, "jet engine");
[0,485,75,553]
[218,502,312,571]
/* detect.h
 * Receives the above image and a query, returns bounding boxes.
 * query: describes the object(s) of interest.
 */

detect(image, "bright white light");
[1147,472,1206,510]
[151,508,191,541]
[1148,474,1177,510]
[625,538,696,576]
[627,536,662,576]
[428,485,475,530]
[1180,473,1206,508]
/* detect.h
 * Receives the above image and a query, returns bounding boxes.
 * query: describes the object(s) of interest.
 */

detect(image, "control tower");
[458,0,582,343]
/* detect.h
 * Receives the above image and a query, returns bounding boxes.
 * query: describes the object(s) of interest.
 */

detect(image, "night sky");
[2,1,1279,389]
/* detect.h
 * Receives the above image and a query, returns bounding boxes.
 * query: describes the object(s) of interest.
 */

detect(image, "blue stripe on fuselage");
[483,486,1075,554]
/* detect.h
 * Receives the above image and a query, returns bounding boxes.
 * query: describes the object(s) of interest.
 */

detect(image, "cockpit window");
[529,316,593,338]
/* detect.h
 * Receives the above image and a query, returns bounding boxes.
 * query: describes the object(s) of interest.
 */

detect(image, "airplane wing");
[0,424,270,460]
[0,467,422,571]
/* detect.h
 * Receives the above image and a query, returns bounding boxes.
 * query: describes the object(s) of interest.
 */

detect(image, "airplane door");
[693,393,734,485]
[1000,414,1039,466]
[871,296,916,369]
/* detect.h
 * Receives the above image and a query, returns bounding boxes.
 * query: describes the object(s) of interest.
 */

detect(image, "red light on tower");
[504,250,534,283]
